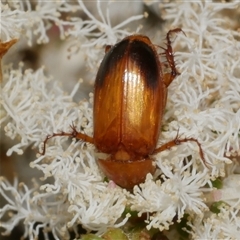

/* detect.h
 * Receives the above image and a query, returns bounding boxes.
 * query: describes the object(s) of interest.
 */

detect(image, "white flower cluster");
[187,200,240,239]
[0,0,240,239]
[1,1,68,44]
[1,64,83,156]
[1,0,145,68]
[157,1,240,175]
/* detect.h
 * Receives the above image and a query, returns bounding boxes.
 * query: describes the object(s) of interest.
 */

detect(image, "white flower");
[187,201,240,239]
[1,1,71,44]
[67,185,129,234]
[129,160,209,231]
[159,1,240,177]
[0,177,71,239]
[129,174,177,231]
[66,0,145,69]
[158,160,209,216]
[1,64,84,156]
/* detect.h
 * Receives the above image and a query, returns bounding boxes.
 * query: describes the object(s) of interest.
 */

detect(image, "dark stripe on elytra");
[95,39,129,88]
[128,39,160,89]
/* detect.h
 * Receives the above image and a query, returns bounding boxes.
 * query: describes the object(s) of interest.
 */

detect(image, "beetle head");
[98,156,156,189]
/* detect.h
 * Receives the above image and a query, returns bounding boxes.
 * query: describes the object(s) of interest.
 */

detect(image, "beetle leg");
[153,131,207,166]
[162,28,185,87]
[39,123,94,155]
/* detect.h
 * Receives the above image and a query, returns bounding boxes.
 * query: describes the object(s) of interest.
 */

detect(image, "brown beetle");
[41,29,205,189]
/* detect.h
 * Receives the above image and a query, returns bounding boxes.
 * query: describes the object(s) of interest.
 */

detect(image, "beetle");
[41,28,205,189]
